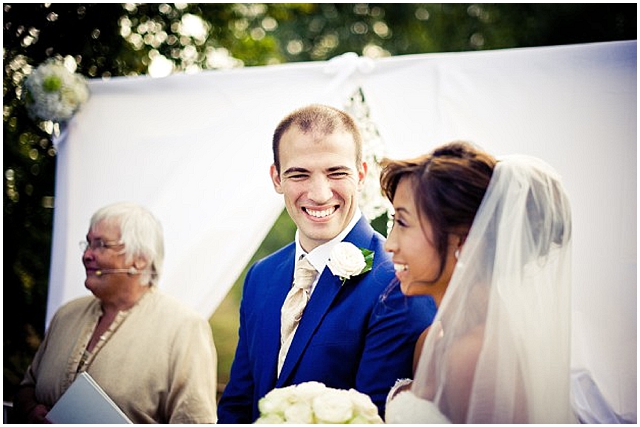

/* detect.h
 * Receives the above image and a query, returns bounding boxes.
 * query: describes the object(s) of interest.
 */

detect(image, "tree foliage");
[3,3,635,401]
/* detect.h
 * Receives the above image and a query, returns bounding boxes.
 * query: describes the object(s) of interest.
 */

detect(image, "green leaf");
[360,248,374,275]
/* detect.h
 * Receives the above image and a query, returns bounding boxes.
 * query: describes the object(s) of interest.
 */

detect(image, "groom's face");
[270,126,366,252]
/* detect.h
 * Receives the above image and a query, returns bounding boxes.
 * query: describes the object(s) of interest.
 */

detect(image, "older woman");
[13,202,218,423]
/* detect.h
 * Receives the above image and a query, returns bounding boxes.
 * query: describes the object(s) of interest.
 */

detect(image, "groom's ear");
[270,164,284,194]
[357,161,368,191]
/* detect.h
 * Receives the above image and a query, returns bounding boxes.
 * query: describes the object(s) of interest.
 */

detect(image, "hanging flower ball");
[23,58,89,123]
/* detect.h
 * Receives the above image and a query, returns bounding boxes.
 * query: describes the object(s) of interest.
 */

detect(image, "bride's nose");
[384,226,398,253]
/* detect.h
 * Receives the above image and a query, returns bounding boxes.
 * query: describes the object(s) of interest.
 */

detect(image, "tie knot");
[294,256,317,291]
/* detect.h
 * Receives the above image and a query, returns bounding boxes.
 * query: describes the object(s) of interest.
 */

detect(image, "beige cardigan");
[21,287,218,423]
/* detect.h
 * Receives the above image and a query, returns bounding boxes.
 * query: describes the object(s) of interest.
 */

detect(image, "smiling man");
[217,104,436,423]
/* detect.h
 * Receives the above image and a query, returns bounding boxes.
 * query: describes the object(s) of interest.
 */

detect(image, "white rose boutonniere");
[23,58,89,123]
[327,242,374,286]
[255,381,383,424]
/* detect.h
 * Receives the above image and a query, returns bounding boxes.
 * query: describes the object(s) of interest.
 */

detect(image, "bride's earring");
[454,235,466,261]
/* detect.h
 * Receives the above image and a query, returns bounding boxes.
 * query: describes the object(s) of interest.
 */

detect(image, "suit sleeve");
[355,285,436,419]
[216,267,256,424]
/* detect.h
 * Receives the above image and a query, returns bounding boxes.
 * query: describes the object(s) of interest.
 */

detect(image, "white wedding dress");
[385,388,450,424]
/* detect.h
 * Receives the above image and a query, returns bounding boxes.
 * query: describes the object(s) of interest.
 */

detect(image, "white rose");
[312,389,354,423]
[349,414,384,424]
[347,388,381,421]
[284,401,314,423]
[258,385,295,416]
[254,413,285,423]
[294,381,328,401]
[327,242,367,280]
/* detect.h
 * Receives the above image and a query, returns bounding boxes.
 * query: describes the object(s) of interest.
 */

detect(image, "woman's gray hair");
[90,202,164,286]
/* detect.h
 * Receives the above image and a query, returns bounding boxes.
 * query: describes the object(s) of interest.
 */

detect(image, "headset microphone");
[95,267,140,276]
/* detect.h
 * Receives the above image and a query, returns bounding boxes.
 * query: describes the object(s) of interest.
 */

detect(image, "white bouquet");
[23,58,89,122]
[255,381,383,424]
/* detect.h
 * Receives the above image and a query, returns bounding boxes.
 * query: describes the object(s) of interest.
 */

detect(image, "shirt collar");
[295,209,362,275]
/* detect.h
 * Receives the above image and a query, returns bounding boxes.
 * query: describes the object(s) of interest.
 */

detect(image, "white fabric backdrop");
[47,40,636,419]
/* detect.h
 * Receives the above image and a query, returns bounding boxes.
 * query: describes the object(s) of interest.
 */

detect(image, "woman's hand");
[14,386,51,424]
[27,404,51,423]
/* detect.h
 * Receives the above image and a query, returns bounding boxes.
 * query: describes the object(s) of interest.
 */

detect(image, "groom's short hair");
[271,104,363,173]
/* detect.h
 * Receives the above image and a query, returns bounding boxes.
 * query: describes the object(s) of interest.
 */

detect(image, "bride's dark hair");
[380,141,496,283]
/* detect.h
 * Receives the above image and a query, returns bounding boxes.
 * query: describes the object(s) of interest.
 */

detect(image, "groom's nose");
[307,176,333,204]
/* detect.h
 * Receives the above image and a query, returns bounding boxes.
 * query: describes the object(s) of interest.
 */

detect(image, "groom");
[217,104,435,423]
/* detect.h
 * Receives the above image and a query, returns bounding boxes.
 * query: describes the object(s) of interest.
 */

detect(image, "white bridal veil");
[412,155,574,423]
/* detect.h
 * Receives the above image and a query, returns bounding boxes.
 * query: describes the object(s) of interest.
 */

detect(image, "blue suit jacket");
[217,217,436,423]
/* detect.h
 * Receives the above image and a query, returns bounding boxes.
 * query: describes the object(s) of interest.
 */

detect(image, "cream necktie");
[277,256,318,377]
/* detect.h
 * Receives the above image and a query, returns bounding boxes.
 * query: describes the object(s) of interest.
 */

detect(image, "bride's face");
[385,177,455,305]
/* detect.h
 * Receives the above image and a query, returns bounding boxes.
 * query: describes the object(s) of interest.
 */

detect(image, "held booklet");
[45,372,132,424]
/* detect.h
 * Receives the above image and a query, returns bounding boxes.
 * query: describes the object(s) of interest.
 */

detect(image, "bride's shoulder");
[447,324,484,377]
[385,390,451,424]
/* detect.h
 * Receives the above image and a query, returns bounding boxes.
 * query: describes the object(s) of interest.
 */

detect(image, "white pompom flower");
[23,58,89,122]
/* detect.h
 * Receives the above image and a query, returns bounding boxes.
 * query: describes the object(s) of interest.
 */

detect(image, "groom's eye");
[329,172,348,179]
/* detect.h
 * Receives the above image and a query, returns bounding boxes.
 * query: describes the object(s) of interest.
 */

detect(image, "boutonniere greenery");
[327,242,374,286]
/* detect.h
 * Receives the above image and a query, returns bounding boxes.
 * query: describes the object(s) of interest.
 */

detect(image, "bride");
[380,141,574,423]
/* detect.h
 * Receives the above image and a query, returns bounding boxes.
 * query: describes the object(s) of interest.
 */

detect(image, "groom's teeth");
[306,207,336,218]
[394,264,408,272]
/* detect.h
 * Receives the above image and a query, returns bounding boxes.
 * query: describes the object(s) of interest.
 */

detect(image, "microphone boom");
[95,267,140,276]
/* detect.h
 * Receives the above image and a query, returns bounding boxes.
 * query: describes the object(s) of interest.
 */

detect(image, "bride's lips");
[393,263,409,280]
[394,263,408,272]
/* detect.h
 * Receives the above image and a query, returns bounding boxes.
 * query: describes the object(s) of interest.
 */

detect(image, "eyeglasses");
[79,240,124,253]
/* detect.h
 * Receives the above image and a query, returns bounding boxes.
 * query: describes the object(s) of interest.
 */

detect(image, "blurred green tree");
[3,2,635,403]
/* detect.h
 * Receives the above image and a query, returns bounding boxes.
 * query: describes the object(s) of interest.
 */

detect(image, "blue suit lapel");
[261,245,296,389]
[276,267,342,385]
[276,217,375,386]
